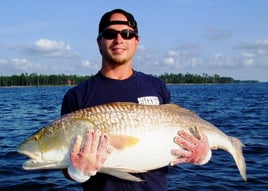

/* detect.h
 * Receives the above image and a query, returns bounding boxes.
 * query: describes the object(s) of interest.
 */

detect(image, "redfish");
[17,102,246,181]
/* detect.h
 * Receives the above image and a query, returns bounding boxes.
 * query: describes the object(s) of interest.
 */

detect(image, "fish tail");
[229,136,247,181]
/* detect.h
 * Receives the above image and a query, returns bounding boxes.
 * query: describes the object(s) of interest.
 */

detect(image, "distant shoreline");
[1,82,264,88]
[0,73,260,87]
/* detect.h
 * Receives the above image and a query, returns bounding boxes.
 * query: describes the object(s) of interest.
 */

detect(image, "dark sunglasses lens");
[121,30,136,39]
[102,30,117,39]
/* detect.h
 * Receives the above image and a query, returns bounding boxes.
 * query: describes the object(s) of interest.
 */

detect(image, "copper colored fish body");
[17,102,246,181]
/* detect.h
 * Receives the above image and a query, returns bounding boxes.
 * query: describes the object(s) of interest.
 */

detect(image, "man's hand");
[68,130,113,182]
[170,128,211,165]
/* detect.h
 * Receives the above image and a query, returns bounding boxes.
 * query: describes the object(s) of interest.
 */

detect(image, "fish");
[17,102,247,181]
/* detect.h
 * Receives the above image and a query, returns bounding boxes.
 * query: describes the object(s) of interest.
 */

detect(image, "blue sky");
[1,0,268,82]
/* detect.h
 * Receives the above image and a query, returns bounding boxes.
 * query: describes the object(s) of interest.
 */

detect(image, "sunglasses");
[99,29,138,40]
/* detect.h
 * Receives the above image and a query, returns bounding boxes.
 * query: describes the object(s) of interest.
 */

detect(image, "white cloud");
[11,58,31,70]
[230,39,268,69]
[255,40,268,55]
[0,57,73,75]
[234,39,268,56]
[163,57,175,65]
[134,44,204,75]
[0,58,37,75]
[241,52,254,58]
[161,42,202,69]
[16,38,79,58]
[82,60,91,67]
[36,39,70,51]
[167,50,178,57]
[133,46,162,73]
[242,58,255,66]
[81,60,99,72]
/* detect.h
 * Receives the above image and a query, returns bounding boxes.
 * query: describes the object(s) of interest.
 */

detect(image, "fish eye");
[33,135,39,141]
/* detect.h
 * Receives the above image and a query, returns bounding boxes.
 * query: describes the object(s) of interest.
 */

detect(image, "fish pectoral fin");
[100,168,145,182]
[109,135,140,150]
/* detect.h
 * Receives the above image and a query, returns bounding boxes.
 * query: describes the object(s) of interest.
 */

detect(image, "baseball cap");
[98,9,138,39]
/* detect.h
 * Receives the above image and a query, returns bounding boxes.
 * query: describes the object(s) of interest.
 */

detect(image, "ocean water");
[0,83,267,191]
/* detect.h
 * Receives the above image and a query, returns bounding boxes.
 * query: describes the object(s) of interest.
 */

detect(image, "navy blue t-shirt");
[61,71,171,191]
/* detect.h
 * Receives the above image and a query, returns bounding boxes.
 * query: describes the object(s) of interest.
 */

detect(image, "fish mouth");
[18,147,69,170]
[21,154,68,170]
[22,158,61,170]
[23,159,42,169]
[17,148,43,162]
[18,150,62,170]
[18,150,48,170]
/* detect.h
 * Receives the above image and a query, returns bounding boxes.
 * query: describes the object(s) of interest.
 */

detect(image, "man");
[61,9,211,191]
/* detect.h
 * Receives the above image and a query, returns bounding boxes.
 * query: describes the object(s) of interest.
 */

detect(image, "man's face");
[98,13,139,65]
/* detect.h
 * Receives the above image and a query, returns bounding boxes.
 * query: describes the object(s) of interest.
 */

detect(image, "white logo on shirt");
[137,96,160,105]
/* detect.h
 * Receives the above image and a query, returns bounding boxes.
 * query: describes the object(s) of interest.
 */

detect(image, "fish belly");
[103,128,178,172]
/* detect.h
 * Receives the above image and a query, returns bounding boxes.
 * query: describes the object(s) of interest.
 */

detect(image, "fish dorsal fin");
[159,103,188,112]
[160,103,180,109]
[109,135,140,150]
[160,103,196,115]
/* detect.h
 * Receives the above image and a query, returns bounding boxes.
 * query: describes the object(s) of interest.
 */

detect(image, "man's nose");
[114,33,124,41]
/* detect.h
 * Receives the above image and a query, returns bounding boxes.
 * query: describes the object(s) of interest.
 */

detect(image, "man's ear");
[135,36,140,47]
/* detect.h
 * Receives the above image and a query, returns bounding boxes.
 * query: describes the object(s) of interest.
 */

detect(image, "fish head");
[17,119,71,169]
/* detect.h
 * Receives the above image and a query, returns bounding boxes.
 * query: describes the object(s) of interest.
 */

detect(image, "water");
[0,83,267,190]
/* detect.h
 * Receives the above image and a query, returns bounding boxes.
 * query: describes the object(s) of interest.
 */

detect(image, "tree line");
[0,73,90,87]
[159,73,235,84]
[0,72,257,87]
